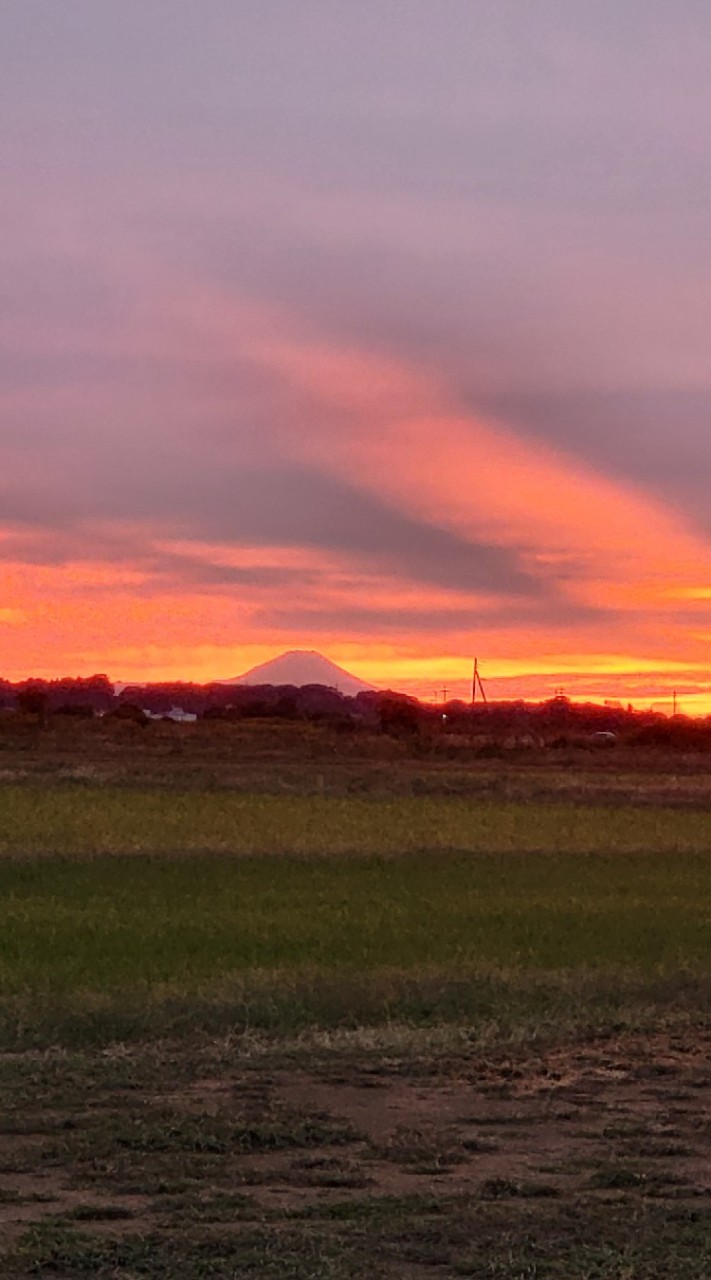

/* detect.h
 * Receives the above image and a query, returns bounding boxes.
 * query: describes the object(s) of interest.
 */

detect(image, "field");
[0,720,710,1276]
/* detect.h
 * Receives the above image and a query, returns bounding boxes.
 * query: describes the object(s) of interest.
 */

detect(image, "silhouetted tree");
[377,693,421,736]
[16,685,49,725]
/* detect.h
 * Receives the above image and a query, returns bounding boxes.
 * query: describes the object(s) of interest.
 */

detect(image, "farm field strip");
[4,786,711,856]
[0,846,709,1046]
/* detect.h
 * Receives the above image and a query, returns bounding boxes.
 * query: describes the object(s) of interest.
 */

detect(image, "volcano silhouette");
[225,650,374,695]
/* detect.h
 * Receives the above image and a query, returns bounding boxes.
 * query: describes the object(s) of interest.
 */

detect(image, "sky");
[2,1,711,708]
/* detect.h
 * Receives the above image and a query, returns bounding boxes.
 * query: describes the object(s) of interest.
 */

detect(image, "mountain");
[223,650,374,695]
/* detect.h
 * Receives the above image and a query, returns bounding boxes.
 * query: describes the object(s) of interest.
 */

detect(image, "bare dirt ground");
[1,1026,710,1276]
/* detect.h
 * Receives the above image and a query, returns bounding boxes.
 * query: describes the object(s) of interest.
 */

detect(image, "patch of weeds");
[445,1201,711,1279]
[600,1120,649,1139]
[4,1223,159,1275]
[518,1182,561,1199]
[152,1190,260,1223]
[92,1171,204,1197]
[587,1164,649,1190]
[634,1062,678,1079]
[478,1177,523,1199]
[476,1082,514,1098]
[231,1113,360,1154]
[45,1105,360,1166]
[587,1162,686,1192]
[4,1221,384,1279]
[61,1203,136,1222]
[625,1138,694,1158]
[478,1177,560,1200]
[0,1155,35,1174]
[535,1156,591,1176]
[288,1192,447,1222]
[386,1217,467,1270]
[287,1154,372,1190]
[597,1120,694,1159]
[0,1114,79,1136]
[459,1111,538,1127]
[0,1187,56,1206]
[302,1169,372,1189]
[666,1205,709,1223]
[370,1125,462,1172]
[290,1154,339,1170]
[207,1226,382,1278]
[461,1133,499,1153]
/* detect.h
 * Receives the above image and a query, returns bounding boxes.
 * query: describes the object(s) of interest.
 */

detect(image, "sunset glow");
[2,4,711,709]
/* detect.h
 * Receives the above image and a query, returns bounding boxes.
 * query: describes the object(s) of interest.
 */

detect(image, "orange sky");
[2,298,711,710]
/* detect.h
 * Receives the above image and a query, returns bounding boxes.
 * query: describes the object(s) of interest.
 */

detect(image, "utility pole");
[472,658,488,705]
[673,690,677,716]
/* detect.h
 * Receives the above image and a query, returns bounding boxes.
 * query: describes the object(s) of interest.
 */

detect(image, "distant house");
[143,706,197,723]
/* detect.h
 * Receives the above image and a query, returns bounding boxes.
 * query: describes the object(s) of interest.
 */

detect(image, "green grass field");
[0,786,709,1045]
